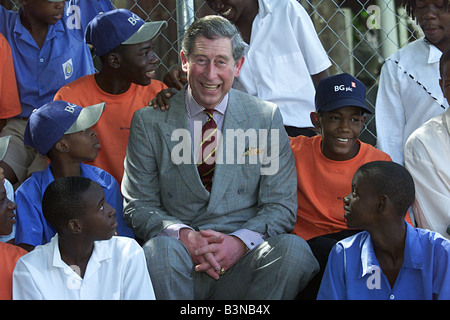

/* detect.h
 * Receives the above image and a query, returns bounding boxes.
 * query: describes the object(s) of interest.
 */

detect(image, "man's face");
[312,106,366,161]
[343,171,379,230]
[77,182,117,241]
[416,0,450,50]
[23,0,66,25]
[59,127,100,162]
[116,39,159,87]
[181,36,244,110]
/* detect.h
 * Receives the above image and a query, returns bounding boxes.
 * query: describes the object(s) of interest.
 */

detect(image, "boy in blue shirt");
[317,161,450,300]
[0,0,113,186]
[14,100,133,252]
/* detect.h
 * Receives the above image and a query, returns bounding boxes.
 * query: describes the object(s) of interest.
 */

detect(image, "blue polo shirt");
[14,163,134,248]
[0,0,113,117]
[317,223,450,300]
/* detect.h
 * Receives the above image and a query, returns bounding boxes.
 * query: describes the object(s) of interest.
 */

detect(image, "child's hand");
[163,64,187,90]
[148,88,178,111]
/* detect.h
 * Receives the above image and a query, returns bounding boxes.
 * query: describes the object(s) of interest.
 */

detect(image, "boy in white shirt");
[375,0,450,164]
[12,176,155,300]
[404,49,450,239]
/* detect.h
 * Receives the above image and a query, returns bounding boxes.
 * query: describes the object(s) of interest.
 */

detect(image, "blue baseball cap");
[85,9,167,57]
[315,73,372,114]
[24,101,105,155]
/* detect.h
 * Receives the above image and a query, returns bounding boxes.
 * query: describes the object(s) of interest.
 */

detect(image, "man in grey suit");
[122,15,318,299]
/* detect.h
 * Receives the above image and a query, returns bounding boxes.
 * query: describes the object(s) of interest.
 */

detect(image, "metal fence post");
[176,0,195,58]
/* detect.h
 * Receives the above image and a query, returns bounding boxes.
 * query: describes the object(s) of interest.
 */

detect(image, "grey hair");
[181,15,245,63]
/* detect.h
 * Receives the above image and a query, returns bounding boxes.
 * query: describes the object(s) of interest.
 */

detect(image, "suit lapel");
[159,89,210,200]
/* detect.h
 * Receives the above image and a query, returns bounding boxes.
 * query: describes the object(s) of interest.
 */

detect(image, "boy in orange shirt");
[291,73,393,299]
[0,34,21,131]
[0,136,27,300]
[54,9,167,184]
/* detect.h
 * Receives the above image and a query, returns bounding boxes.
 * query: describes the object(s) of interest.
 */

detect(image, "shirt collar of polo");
[359,223,424,279]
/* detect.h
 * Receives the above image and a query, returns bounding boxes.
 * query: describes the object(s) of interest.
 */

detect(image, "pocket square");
[243,147,262,156]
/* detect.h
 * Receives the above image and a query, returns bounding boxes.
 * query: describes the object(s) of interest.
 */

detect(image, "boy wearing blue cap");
[54,9,168,184]
[291,73,393,299]
[14,100,134,252]
[0,0,114,186]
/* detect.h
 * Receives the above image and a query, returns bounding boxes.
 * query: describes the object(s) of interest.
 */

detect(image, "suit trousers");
[143,233,319,299]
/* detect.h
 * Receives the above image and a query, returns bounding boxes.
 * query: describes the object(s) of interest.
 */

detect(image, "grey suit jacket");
[122,87,297,242]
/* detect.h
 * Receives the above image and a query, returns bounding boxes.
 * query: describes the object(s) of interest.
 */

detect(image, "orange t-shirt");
[0,242,27,300]
[54,74,167,184]
[290,135,393,240]
[0,34,21,119]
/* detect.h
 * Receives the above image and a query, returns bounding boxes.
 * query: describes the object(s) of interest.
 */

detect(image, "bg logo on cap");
[64,103,77,114]
[128,14,140,26]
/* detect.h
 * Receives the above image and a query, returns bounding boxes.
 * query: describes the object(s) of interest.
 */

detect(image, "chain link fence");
[2,0,424,146]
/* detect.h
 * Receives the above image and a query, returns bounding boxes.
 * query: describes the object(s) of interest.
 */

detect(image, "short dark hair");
[42,176,95,233]
[356,161,415,217]
[403,0,449,19]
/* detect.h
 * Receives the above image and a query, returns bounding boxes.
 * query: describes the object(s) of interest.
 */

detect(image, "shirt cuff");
[158,223,193,239]
[230,229,264,252]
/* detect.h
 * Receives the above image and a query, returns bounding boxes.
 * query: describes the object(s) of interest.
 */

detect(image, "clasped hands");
[179,228,247,280]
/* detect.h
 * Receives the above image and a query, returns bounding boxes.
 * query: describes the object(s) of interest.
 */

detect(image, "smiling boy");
[13,176,155,300]
[291,73,393,299]
[54,9,168,184]
[317,161,450,300]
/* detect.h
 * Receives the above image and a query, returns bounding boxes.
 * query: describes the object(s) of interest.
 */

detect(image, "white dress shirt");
[12,235,155,300]
[404,108,450,240]
[233,0,331,128]
[376,38,448,164]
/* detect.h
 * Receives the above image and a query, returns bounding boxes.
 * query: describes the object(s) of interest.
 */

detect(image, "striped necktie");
[197,110,217,192]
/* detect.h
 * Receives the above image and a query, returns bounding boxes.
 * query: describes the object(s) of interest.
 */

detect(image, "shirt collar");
[257,0,273,18]
[426,40,443,64]
[185,85,228,118]
[359,223,424,278]
[14,9,65,42]
[52,235,112,275]
[43,163,108,195]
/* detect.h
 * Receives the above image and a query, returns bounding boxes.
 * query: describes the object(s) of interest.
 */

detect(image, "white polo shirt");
[233,0,331,128]
[12,235,155,300]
